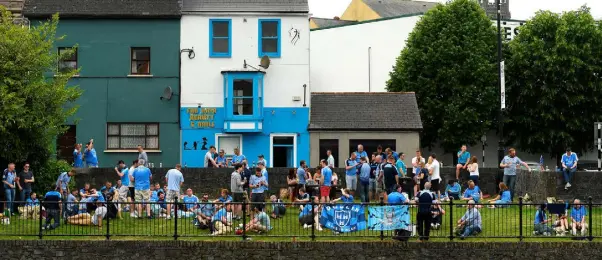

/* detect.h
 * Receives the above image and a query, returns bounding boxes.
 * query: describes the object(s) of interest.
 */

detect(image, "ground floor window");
[271,134,296,167]
[107,123,159,150]
[216,134,242,157]
[348,139,396,158]
[319,139,339,167]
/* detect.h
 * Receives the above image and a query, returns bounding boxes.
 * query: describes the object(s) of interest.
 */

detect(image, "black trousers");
[417,211,432,241]
[251,193,265,211]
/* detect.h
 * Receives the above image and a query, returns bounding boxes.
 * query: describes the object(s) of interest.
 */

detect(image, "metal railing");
[0,197,598,241]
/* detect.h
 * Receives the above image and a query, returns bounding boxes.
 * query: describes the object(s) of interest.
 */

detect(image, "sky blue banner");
[368,205,411,231]
[320,204,366,233]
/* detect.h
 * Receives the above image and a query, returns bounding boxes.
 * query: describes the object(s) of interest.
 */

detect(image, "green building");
[23,0,182,167]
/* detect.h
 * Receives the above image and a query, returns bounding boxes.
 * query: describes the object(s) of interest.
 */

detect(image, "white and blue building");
[180,0,310,167]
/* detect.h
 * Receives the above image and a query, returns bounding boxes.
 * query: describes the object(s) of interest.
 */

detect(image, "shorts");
[430,179,440,192]
[135,189,150,202]
[251,193,265,211]
[118,186,129,202]
[320,186,331,197]
[166,190,180,202]
[346,175,357,191]
[233,192,244,202]
[369,178,376,192]
[128,187,135,200]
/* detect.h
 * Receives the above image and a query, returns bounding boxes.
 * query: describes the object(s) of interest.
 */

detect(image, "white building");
[180,0,311,167]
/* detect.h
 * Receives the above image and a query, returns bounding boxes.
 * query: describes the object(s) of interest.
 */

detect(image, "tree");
[505,6,602,161]
[0,8,81,187]
[387,0,498,154]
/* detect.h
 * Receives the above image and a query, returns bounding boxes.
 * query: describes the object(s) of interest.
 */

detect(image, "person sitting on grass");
[195,193,215,229]
[331,188,354,203]
[211,203,233,236]
[180,188,199,218]
[18,192,39,220]
[294,187,310,210]
[66,189,81,217]
[442,179,461,201]
[299,196,322,231]
[488,183,512,208]
[151,191,168,218]
[270,195,286,219]
[552,201,569,236]
[216,189,232,204]
[461,180,482,205]
[431,200,445,230]
[67,203,107,229]
[570,199,588,237]
[246,207,271,234]
[455,200,482,239]
[533,203,554,236]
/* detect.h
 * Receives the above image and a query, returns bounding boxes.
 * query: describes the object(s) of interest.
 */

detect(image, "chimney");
[333,16,340,20]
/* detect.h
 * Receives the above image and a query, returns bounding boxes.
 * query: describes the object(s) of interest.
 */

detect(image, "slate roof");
[363,0,437,18]
[182,0,309,13]
[311,17,356,28]
[23,0,181,18]
[309,92,423,131]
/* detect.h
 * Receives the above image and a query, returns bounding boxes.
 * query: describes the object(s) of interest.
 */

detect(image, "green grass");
[2,203,601,242]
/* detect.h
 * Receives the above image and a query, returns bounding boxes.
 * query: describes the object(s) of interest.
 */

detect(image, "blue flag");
[320,204,366,233]
[368,205,411,231]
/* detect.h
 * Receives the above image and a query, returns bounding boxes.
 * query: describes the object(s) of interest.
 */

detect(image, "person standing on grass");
[231,164,245,218]
[56,168,76,218]
[358,157,371,203]
[467,156,479,186]
[415,182,435,242]
[326,150,335,168]
[320,159,333,203]
[258,161,269,185]
[356,144,368,163]
[456,145,471,180]
[395,153,407,178]
[561,148,578,190]
[500,148,531,201]
[138,145,148,167]
[297,160,308,191]
[131,159,152,219]
[345,152,359,196]
[250,168,268,212]
[127,159,139,217]
[17,163,34,208]
[165,164,183,220]
[3,163,17,215]
[427,154,442,200]
[42,188,62,231]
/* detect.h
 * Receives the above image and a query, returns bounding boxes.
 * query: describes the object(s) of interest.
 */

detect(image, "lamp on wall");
[292,110,296,115]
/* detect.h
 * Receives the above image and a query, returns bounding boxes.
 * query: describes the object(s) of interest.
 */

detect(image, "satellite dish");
[160,86,173,100]
[259,55,271,69]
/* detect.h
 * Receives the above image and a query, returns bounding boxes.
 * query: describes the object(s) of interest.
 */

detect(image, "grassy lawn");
[1,203,601,242]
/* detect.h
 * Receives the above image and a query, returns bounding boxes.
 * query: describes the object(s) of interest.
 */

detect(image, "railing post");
[588,197,593,241]
[449,199,454,241]
[38,199,43,240]
[311,199,315,241]
[242,200,247,241]
[519,197,523,241]
[174,199,179,240]
[106,201,110,240]
[379,196,384,241]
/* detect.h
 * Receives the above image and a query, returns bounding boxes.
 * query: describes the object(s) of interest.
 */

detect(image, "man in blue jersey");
[131,159,152,218]
[355,144,368,163]
[561,148,579,190]
[297,160,308,191]
[388,184,409,240]
[456,145,471,180]
[165,164,184,220]
[232,148,246,165]
[320,159,333,203]
[83,139,98,167]
[56,169,76,218]
[211,203,233,235]
[571,199,588,237]
[250,168,268,211]
[43,188,62,230]
[73,144,83,168]
[345,152,359,196]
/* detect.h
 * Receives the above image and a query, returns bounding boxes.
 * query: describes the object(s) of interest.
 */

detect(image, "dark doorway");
[272,136,294,167]
[319,139,339,167]
[57,125,76,164]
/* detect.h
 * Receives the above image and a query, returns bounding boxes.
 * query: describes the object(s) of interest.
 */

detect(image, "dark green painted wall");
[39,18,181,167]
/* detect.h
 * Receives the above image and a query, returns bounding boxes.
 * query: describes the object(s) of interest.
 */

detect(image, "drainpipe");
[368,47,372,92]
[179,48,195,129]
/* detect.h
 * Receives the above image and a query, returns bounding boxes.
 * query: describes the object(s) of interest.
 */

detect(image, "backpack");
[359,163,370,184]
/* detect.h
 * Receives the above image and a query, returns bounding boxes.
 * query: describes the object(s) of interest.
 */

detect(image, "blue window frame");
[209,19,232,58]
[223,72,264,120]
[258,19,281,58]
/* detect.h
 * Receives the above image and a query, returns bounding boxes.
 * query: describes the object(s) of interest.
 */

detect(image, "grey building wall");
[309,131,420,167]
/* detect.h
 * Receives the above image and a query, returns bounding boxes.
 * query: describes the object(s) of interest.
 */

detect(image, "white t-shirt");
[128,166,136,187]
[428,160,441,180]
[204,152,213,167]
[327,155,335,168]
[92,206,107,225]
[469,164,479,176]
[412,157,425,173]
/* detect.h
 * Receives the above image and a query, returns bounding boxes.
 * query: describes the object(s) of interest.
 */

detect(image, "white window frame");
[215,133,243,156]
[269,133,297,168]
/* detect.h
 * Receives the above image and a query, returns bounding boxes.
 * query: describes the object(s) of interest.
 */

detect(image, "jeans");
[468,175,479,186]
[417,211,432,241]
[4,187,15,214]
[45,209,61,230]
[359,181,370,203]
[272,205,286,217]
[503,175,516,201]
[461,225,481,237]
[563,167,576,184]
[20,188,32,206]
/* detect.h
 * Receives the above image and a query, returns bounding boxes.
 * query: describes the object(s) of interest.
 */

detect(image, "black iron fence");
[0,197,599,241]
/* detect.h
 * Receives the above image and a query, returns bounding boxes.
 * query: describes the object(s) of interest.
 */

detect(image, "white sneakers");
[303,224,310,229]
[565,183,572,190]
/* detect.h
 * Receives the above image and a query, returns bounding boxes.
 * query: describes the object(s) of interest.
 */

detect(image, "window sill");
[54,74,80,77]
[210,54,232,58]
[127,74,153,78]
[104,150,162,153]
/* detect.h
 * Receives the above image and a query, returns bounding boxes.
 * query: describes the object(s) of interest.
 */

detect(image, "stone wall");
[515,170,557,203]
[75,167,502,197]
[1,240,602,259]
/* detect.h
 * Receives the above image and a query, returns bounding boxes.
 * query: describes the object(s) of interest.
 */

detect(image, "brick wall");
[0,240,601,259]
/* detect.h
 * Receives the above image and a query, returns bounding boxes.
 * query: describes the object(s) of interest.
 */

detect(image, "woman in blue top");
[533,204,554,236]
[488,183,512,208]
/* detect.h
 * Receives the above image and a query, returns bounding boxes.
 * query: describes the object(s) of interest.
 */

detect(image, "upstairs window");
[233,79,254,115]
[131,47,150,75]
[107,123,159,150]
[209,19,232,58]
[223,72,264,119]
[258,19,281,58]
[58,47,77,73]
